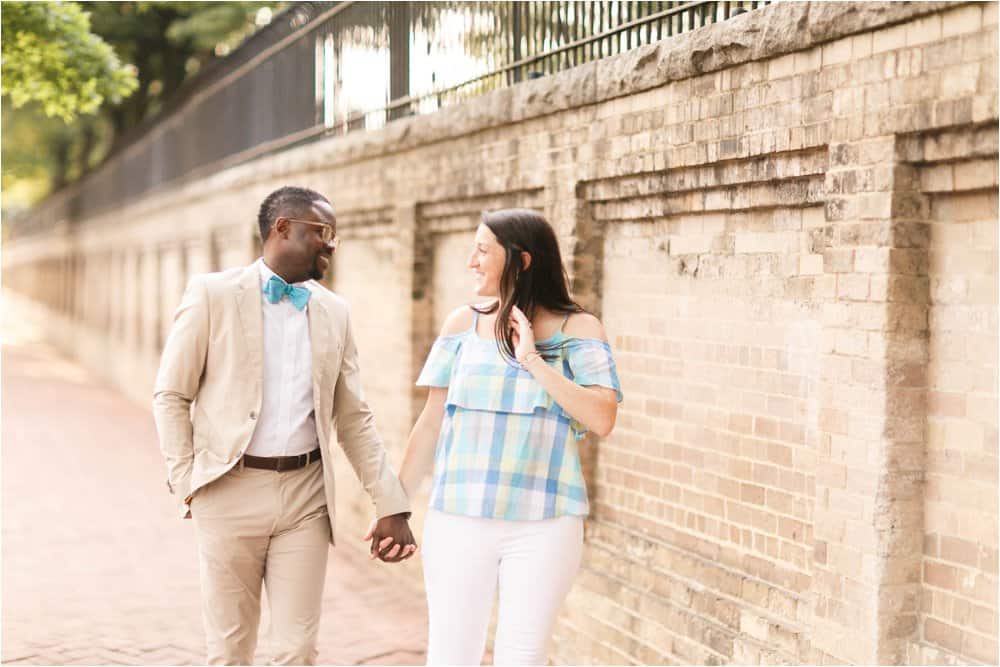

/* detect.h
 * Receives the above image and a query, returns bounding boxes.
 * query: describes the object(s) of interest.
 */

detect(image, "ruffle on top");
[416,330,623,439]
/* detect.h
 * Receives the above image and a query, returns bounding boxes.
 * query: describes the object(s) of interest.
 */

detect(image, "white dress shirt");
[245,258,319,457]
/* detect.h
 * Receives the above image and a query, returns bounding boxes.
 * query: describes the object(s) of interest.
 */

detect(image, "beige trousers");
[191,460,330,665]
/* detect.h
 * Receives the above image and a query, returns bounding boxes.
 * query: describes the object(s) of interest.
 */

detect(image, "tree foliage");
[85,2,277,133]
[2,1,281,212]
[1,2,138,121]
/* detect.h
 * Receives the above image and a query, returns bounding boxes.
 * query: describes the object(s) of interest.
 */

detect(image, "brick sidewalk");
[1,339,428,665]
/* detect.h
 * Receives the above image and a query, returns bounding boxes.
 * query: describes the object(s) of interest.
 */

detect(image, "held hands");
[362,513,418,563]
[509,305,538,365]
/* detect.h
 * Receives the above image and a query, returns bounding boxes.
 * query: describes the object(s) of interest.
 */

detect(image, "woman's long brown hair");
[474,208,585,364]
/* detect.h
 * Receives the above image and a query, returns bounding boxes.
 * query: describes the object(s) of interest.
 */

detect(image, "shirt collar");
[256,258,311,288]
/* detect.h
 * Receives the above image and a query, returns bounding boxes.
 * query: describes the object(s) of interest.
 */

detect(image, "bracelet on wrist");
[521,351,543,368]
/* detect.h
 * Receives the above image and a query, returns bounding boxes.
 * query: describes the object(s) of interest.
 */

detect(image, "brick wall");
[916,153,998,664]
[4,2,996,663]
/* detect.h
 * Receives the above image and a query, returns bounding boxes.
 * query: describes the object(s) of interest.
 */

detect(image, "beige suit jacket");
[152,262,409,542]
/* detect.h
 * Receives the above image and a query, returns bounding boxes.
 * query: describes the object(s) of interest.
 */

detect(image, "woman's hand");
[362,514,417,562]
[509,305,537,363]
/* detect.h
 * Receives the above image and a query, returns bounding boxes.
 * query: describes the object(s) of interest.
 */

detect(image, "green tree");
[1,1,138,121]
[86,2,276,134]
[2,1,280,213]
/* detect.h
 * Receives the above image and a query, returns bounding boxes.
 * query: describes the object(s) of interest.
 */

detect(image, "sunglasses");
[284,218,339,249]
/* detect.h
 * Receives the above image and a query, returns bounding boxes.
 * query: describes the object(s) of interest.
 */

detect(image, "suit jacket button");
[249,411,257,420]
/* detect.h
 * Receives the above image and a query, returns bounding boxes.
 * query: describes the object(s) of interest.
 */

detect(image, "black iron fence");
[18,0,769,233]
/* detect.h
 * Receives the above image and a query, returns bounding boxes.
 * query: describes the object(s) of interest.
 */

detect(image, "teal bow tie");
[264,275,311,311]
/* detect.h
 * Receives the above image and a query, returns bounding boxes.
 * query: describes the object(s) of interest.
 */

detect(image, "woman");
[376,208,622,665]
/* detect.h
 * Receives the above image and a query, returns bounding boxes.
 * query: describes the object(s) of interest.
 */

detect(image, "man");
[153,185,416,665]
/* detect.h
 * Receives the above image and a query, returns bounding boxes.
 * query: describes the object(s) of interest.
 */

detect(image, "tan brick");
[952,596,973,625]
[754,417,779,439]
[985,1,999,27]
[940,536,982,568]
[769,53,796,80]
[889,249,928,275]
[823,37,854,67]
[669,235,713,255]
[849,32,872,60]
[943,4,983,39]
[930,588,953,618]
[920,164,954,192]
[936,190,997,221]
[868,274,892,301]
[971,605,997,636]
[964,629,999,664]
[858,191,895,219]
[824,249,855,273]
[942,63,982,97]
[794,47,822,74]
[954,158,999,190]
[801,206,826,230]
[925,560,960,589]
[888,275,929,303]
[906,14,943,46]
[854,302,891,331]
[965,394,997,424]
[924,618,962,652]
[837,274,870,301]
[967,572,1000,606]
[925,533,940,557]
[738,609,769,642]
[800,253,824,276]
[927,391,967,418]
[854,247,892,274]
[719,478,742,502]
[972,94,998,122]
[873,24,907,54]
[767,443,794,468]
[835,329,868,356]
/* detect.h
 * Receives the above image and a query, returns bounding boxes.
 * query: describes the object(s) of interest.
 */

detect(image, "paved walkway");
[1,331,428,665]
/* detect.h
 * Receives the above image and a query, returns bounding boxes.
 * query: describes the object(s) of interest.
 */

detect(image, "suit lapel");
[235,264,264,381]
[307,286,331,435]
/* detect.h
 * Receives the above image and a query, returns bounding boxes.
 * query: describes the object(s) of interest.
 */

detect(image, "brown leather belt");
[242,448,322,472]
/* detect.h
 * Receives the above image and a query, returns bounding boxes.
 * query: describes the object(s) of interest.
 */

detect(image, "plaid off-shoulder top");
[416,310,623,521]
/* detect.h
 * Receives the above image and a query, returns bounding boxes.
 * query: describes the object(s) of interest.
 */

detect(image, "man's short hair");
[257,186,329,241]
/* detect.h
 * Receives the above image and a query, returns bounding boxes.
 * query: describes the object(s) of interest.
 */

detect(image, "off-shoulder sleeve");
[416,335,463,387]
[564,338,624,402]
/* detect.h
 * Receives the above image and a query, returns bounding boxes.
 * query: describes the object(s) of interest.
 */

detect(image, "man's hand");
[362,513,417,563]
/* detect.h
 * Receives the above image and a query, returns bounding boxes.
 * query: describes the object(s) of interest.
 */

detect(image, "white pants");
[421,510,584,666]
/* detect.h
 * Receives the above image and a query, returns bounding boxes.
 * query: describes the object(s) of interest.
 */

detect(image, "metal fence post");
[389,1,411,121]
